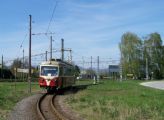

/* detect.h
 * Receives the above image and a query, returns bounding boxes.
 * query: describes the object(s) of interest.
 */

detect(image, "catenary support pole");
[1,55,3,79]
[50,36,52,60]
[97,56,100,83]
[61,38,64,61]
[28,15,32,93]
[45,51,48,61]
[91,56,92,79]
[146,58,149,80]
[23,49,24,82]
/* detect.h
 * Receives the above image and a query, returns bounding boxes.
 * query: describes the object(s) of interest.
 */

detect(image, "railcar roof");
[40,60,73,67]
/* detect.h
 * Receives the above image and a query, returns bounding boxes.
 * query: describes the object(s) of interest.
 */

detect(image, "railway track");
[37,93,66,120]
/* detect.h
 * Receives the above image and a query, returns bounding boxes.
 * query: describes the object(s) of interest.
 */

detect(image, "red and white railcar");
[38,59,75,92]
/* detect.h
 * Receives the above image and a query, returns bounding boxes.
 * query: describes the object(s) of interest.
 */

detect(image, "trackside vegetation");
[0,82,40,120]
[67,79,164,120]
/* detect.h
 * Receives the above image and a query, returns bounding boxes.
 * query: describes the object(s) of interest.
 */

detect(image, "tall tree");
[144,32,163,79]
[119,32,142,79]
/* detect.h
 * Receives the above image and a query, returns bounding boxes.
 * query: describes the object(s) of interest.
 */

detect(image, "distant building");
[109,65,120,80]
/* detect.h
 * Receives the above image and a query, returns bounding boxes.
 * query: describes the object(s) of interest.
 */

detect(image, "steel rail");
[50,95,66,120]
[37,93,47,120]
[37,93,66,120]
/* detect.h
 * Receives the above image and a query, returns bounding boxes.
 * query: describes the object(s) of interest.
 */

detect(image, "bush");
[0,69,14,79]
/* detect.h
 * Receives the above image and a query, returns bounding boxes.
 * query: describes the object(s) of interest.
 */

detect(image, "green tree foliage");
[10,58,22,71]
[74,65,80,77]
[120,32,164,80]
[144,32,163,79]
[162,46,164,77]
[0,68,14,79]
[10,58,38,79]
[120,32,142,79]
[86,69,96,75]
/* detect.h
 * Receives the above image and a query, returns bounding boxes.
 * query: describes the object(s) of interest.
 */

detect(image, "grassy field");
[67,80,164,120]
[0,79,163,120]
[0,81,40,120]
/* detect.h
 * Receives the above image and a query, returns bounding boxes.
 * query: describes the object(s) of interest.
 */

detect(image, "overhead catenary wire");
[14,33,28,61]
[46,0,59,34]
[4,1,60,66]
[14,14,30,59]
[20,34,28,48]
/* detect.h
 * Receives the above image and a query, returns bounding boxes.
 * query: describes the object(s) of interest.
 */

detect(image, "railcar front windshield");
[41,66,58,76]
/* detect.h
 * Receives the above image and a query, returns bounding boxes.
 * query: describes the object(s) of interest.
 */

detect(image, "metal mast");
[28,15,32,93]
[61,38,64,61]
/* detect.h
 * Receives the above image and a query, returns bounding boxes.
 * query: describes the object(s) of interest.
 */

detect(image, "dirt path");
[140,81,164,90]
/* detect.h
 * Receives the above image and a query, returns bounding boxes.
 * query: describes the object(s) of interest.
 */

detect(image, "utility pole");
[146,58,149,80]
[45,51,48,61]
[91,56,92,79]
[1,55,3,79]
[23,49,24,68]
[64,48,72,63]
[50,36,53,60]
[82,56,85,79]
[23,49,24,82]
[69,49,72,63]
[82,57,84,70]
[120,63,123,82]
[91,56,92,70]
[97,56,100,83]
[120,47,123,82]
[61,38,64,61]
[2,55,3,70]
[28,14,32,93]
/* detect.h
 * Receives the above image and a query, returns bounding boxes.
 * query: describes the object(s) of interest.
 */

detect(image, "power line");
[20,34,28,48]
[32,32,55,36]
[28,14,32,93]
[46,0,59,33]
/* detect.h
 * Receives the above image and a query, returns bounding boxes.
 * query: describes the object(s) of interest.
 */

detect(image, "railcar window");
[63,67,74,76]
[41,66,58,76]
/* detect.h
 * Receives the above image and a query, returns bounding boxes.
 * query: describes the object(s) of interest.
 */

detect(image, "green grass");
[67,80,164,120]
[0,81,40,120]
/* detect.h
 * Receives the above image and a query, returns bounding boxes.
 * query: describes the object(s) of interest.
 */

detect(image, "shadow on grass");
[56,83,99,95]
[47,80,104,95]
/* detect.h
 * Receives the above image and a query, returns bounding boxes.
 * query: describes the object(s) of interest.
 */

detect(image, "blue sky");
[0,0,164,65]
